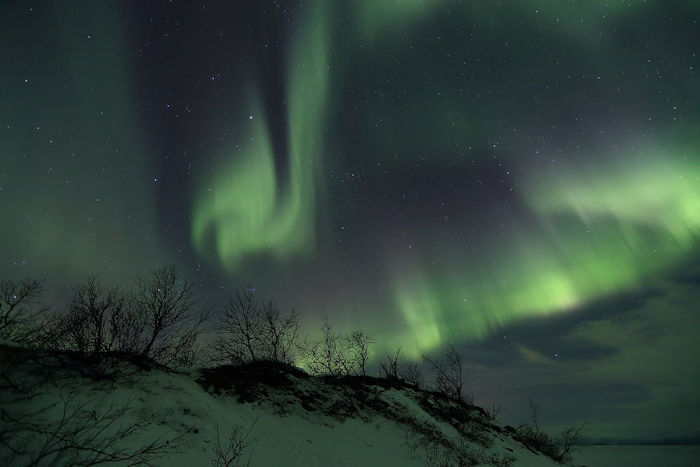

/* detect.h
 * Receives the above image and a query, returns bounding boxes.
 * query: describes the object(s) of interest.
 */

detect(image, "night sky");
[2,1,699,441]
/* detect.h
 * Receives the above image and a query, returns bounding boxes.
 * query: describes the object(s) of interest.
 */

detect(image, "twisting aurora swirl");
[189,1,699,359]
[191,2,329,271]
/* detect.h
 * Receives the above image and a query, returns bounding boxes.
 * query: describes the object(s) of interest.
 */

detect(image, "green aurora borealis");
[192,2,329,269]
[2,1,699,440]
[389,146,700,357]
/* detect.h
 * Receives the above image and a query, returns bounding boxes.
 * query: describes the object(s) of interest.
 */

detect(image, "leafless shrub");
[298,315,343,375]
[135,266,210,367]
[423,343,468,403]
[0,366,177,466]
[49,267,208,368]
[379,348,401,380]
[109,291,148,356]
[211,420,257,467]
[514,398,582,464]
[210,288,299,365]
[210,289,259,365]
[0,278,48,345]
[379,348,424,387]
[528,397,541,433]
[556,423,583,464]
[402,427,511,467]
[485,403,501,422]
[401,426,448,464]
[400,361,424,387]
[55,276,134,358]
[260,303,299,364]
[297,315,373,377]
[486,451,516,467]
[345,331,374,377]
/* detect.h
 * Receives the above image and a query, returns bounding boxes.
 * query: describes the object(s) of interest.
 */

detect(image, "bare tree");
[423,343,468,402]
[58,277,130,358]
[53,276,148,365]
[399,361,424,388]
[211,420,257,467]
[379,348,423,387]
[213,289,260,364]
[379,348,402,380]
[345,331,374,377]
[108,291,146,355]
[135,267,209,367]
[260,302,299,364]
[556,424,583,464]
[16,268,206,368]
[528,397,541,434]
[0,365,178,466]
[211,288,299,365]
[298,315,373,377]
[297,314,343,376]
[402,427,514,467]
[0,278,48,345]
[514,398,582,463]
[485,403,502,422]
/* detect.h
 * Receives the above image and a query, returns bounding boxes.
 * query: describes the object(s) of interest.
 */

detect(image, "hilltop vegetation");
[1,269,579,466]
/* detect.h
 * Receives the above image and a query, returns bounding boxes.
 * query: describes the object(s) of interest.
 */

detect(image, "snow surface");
[2,350,566,466]
[572,445,700,467]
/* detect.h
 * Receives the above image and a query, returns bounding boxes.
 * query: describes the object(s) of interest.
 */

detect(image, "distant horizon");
[575,437,700,447]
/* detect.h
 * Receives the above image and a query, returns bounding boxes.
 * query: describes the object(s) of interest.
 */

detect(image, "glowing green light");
[192,3,329,270]
[394,271,444,359]
[389,147,699,357]
[354,0,443,41]
[0,3,168,285]
[526,153,700,249]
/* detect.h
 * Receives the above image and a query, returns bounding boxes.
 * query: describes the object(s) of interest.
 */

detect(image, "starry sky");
[2,1,699,442]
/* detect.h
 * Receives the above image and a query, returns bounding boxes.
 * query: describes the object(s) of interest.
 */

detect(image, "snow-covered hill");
[1,345,563,466]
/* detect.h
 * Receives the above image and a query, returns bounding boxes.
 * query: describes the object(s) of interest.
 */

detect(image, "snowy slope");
[1,347,562,466]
